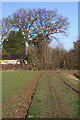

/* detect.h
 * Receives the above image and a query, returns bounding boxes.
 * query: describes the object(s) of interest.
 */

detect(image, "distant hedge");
[2,64,34,71]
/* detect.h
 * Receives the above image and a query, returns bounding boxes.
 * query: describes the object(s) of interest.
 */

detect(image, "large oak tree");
[1,8,69,44]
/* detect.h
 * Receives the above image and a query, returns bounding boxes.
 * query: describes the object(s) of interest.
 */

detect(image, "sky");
[2,2,78,50]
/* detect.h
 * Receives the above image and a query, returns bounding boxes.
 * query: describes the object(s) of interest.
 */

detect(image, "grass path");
[28,73,52,118]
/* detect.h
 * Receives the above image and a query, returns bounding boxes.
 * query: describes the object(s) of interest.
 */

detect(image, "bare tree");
[2,8,69,43]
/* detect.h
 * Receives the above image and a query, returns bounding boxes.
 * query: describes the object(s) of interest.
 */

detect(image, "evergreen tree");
[2,29,26,58]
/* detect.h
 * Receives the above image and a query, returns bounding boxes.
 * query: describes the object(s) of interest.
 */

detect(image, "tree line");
[1,8,79,70]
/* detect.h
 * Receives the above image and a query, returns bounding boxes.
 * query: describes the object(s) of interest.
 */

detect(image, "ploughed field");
[2,70,79,118]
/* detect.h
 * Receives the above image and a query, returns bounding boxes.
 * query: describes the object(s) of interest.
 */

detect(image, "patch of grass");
[2,71,36,98]
[28,73,52,118]
[2,71,37,118]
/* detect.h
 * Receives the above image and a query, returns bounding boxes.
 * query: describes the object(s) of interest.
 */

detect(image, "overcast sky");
[2,2,78,50]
